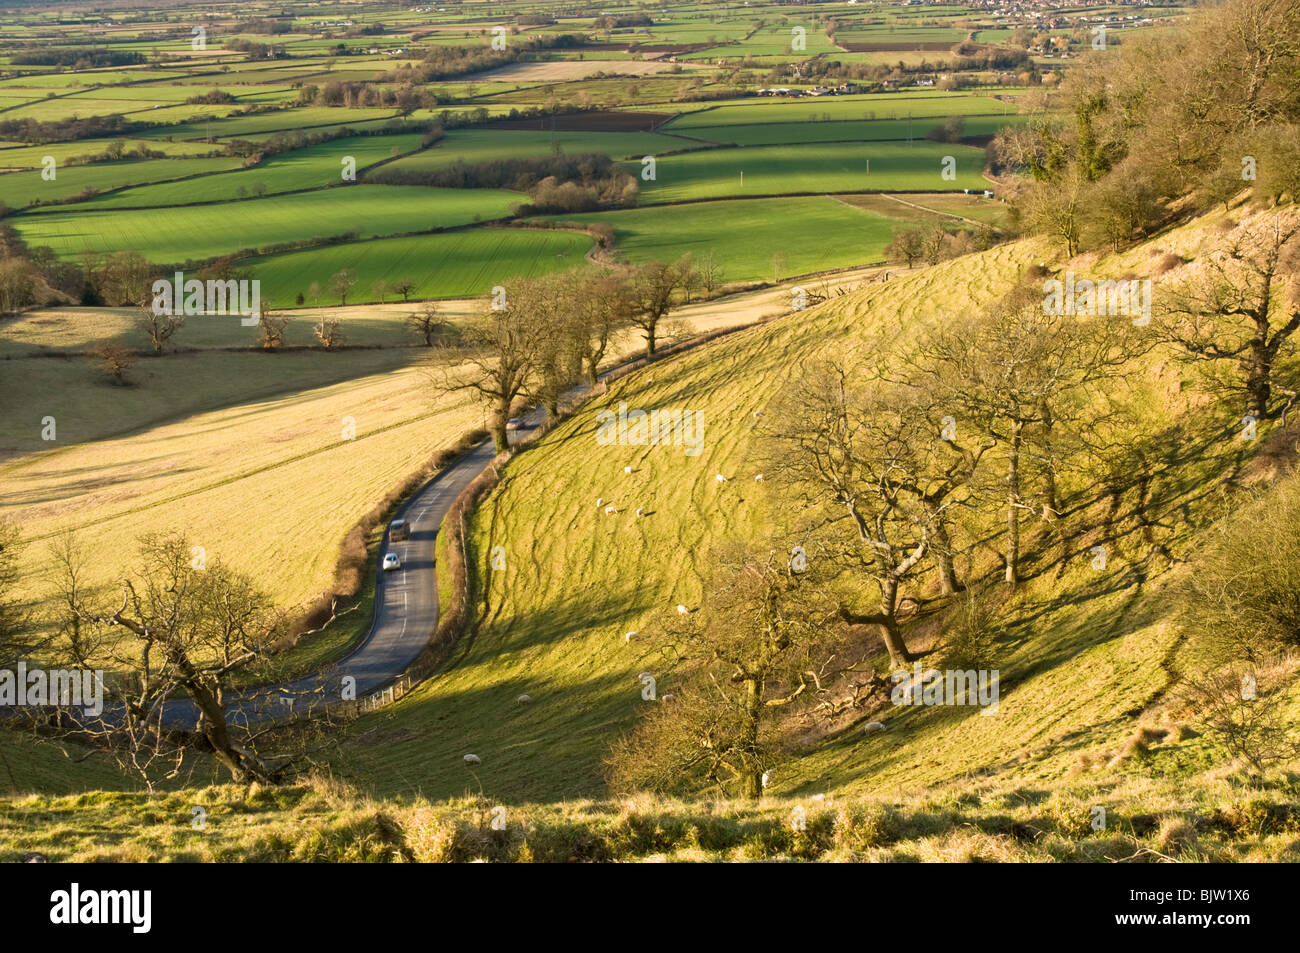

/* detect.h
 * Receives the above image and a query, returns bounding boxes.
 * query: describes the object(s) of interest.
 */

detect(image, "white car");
[506,417,524,432]
[382,553,401,571]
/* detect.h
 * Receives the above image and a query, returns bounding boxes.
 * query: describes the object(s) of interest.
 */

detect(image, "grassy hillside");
[334,206,1300,814]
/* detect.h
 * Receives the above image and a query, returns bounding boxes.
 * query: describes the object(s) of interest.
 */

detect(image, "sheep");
[604,505,617,515]
[516,694,532,704]
[715,473,728,483]
[752,411,763,418]
[624,631,639,642]
[754,473,764,481]
[862,721,886,735]
[660,693,676,703]
[761,771,771,789]
[636,507,644,517]
[596,497,604,507]
[463,754,482,765]
[676,604,689,615]
[624,465,633,474]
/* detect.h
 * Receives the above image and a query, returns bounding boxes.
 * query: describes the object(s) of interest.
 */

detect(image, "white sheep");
[624,465,633,474]
[753,411,763,418]
[715,473,728,483]
[463,754,482,765]
[676,604,689,615]
[604,505,617,515]
[636,508,644,517]
[862,721,886,735]
[761,771,771,789]
[516,694,532,704]
[660,693,676,703]
[624,631,639,642]
[754,473,764,481]
[596,497,604,507]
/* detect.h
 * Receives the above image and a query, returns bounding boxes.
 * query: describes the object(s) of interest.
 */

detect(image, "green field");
[36,134,426,210]
[631,141,989,203]
[549,196,903,281]
[0,156,242,208]
[376,128,687,174]
[666,93,1018,129]
[245,227,594,306]
[682,114,1028,146]
[13,185,525,261]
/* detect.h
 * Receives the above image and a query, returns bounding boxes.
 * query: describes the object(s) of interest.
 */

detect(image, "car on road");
[506,417,524,432]
[389,518,410,541]
[382,553,401,571]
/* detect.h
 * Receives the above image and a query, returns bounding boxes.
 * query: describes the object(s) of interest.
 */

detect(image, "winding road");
[163,407,546,727]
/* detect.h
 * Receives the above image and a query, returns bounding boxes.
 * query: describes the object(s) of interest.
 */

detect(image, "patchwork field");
[11,185,525,261]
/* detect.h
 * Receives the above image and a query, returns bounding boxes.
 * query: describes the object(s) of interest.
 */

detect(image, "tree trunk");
[1005,423,1022,585]
[1246,350,1272,420]
[644,321,657,357]
[932,521,961,595]
[740,676,763,800]
[879,578,913,667]
[489,400,510,453]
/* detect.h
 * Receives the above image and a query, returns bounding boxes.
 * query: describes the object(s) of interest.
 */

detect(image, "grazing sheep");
[661,693,676,703]
[596,497,604,507]
[754,473,764,481]
[715,473,728,483]
[753,411,763,418]
[761,771,771,789]
[463,754,482,765]
[624,465,633,474]
[676,604,689,615]
[604,505,617,515]
[624,631,639,642]
[636,508,644,517]
[516,694,532,704]
[862,721,886,735]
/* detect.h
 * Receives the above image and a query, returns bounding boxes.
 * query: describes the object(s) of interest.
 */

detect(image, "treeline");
[388,33,587,85]
[9,49,145,68]
[0,113,149,145]
[593,13,654,29]
[449,256,717,451]
[368,153,638,214]
[997,0,1300,256]
[220,120,441,162]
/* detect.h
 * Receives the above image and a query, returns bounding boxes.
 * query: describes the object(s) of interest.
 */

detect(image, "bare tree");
[441,279,551,451]
[371,278,390,304]
[605,542,840,799]
[407,303,455,347]
[258,312,289,349]
[328,268,356,306]
[313,317,345,349]
[1158,215,1300,420]
[626,257,697,358]
[910,282,1140,584]
[565,270,632,385]
[48,533,307,786]
[393,277,416,302]
[136,303,182,355]
[89,341,136,384]
[765,364,972,666]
